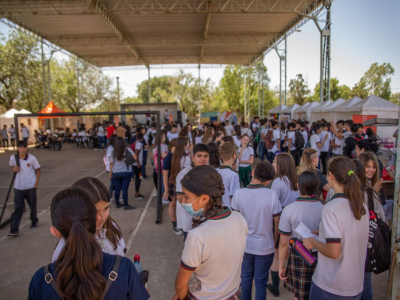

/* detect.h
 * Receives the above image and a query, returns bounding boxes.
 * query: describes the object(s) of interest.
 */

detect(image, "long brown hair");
[357,152,380,187]
[202,127,214,144]
[170,137,189,183]
[353,159,376,210]
[207,142,221,168]
[179,126,189,139]
[51,188,105,300]
[275,153,298,191]
[72,177,122,250]
[297,148,318,175]
[233,125,242,139]
[327,156,366,220]
[113,136,126,161]
[181,165,225,228]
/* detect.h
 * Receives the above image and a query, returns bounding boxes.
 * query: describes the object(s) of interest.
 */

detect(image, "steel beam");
[275,35,287,105]
[200,1,215,63]
[85,0,148,68]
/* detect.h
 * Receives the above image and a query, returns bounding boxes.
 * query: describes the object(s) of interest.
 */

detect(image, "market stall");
[293,102,311,120]
[310,100,332,122]
[330,96,363,121]
[268,104,287,119]
[319,98,346,121]
[280,104,300,122]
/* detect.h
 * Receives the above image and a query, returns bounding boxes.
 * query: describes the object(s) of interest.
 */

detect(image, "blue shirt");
[28,252,149,300]
[162,152,173,179]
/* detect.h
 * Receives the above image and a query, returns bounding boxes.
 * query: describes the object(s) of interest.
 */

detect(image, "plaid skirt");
[184,286,242,300]
[238,166,252,188]
[283,249,317,300]
[168,182,176,202]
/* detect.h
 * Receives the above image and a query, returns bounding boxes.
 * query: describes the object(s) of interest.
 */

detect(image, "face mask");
[182,196,204,217]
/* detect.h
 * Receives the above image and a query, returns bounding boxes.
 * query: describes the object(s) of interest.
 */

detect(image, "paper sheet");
[293,222,319,240]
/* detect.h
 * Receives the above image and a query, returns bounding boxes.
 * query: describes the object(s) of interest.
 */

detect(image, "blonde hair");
[297,148,318,175]
[219,142,238,162]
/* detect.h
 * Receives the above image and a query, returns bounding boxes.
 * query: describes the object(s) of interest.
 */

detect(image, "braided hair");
[181,165,225,228]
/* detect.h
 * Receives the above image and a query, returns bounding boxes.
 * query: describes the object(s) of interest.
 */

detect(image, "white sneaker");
[162,198,169,205]
[153,191,158,197]
[110,198,114,203]
[173,227,184,236]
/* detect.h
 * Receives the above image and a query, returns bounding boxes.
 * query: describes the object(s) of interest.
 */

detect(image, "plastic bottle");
[134,254,143,274]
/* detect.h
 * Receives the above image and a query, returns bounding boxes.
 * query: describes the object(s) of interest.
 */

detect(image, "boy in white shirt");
[232,161,282,300]
[310,124,328,170]
[176,144,210,240]
[217,142,240,209]
[266,120,281,163]
[9,124,16,150]
[287,122,300,167]
[319,123,331,175]
[21,123,30,144]
[167,124,179,143]
[298,121,308,158]
[330,120,345,156]
[8,140,41,236]
[224,119,233,136]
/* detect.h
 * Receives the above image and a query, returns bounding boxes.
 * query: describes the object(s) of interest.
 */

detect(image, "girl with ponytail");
[29,188,149,300]
[52,177,126,262]
[173,165,247,300]
[302,156,369,300]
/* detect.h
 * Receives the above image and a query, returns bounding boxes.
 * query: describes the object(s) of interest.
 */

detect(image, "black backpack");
[365,193,391,274]
[294,130,305,150]
[124,149,136,170]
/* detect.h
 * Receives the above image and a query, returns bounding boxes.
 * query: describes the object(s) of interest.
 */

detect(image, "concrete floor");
[0,145,390,300]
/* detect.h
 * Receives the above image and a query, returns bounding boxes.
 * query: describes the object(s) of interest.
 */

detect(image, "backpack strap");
[102,255,122,300]
[44,264,64,299]
[14,153,20,167]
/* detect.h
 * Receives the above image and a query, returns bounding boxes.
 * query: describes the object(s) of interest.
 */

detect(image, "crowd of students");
[6,115,394,299]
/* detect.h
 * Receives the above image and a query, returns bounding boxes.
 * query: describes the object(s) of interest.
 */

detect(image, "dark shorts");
[168,182,176,202]
[284,249,318,300]
[184,286,241,300]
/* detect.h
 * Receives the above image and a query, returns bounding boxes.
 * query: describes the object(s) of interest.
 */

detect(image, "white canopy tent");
[296,102,320,121]
[310,100,333,122]
[0,109,38,144]
[331,96,362,121]
[293,103,311,120]
[281,104,300,121]
[319,98,346,121]
[268,104,287,118]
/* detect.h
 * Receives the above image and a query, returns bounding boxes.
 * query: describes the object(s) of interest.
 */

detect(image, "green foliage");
[350,62,395,99]
[289,74,310,105]
[310,77,351,101]
[137,75,175,103]
[389,92,400,105]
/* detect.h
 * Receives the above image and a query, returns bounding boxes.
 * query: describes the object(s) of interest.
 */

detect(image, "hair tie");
[348,170,354,176]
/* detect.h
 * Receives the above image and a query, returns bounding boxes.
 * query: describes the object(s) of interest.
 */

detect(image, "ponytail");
[327,156,366,220]
[51,189,106,300]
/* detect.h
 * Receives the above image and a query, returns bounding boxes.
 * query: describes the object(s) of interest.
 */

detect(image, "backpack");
[264,130,275,150]
[351,135,363,158]
[254,127,263,144]
[148,132,154,146]
[294,130,305,150]
[365,193,391,274]
[124,148,136,169]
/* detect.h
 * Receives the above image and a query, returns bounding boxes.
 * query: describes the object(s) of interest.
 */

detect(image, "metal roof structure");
[0,0,325,68]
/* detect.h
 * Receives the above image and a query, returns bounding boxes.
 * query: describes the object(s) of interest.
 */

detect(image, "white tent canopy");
[0,108,21,118]
[348,95,399,113]
[0,109,37,144]
[294,102,311,120]
[281,104,300,120]
[268,104,287,115]
[296,102,320,121]
[310,100,332,122]
[320,98,346,121]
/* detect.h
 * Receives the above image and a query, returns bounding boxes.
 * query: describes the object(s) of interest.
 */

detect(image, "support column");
[40,39,47,108]
[148,68,151,103]
[198,65,201,124]
[275,35,287,106]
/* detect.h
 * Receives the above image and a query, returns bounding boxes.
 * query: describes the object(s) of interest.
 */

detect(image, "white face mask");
[181,196,204,217]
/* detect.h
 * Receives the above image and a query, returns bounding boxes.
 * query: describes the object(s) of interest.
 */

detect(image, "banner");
[353,115,377,133]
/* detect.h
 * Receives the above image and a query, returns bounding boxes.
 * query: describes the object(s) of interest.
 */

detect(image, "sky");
[1,0,399,98]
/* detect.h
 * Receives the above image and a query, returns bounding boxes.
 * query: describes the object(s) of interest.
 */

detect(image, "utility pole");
[40,38,47,107]
[198,65,201,124]
[148,68,151,103]
[116,76,120,109]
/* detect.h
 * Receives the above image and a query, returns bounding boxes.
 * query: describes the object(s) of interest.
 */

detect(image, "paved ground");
[0,145,389,300]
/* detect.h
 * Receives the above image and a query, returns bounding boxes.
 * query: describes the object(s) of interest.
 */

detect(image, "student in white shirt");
[131,133,145,200]
[232,162,282,300]
[21,123,30,144]
[310,124,328,170]
[302,156,369,300]
[232,125,242,149]
[266,120,281,164]
[174,165,248,300]
[176,144,210,240]
[269,153,299,296]
[9,124,16,150]
[224,119,233,136]
[217,142,240,209]
[8,140,41,236]
[287,122,301,167]
[52,177,127,261]
[164,109,170,123]
[105,134,117,202]
[319,123,332,176]
[330,120,345,156]
[298,121,308,157]
[278,171,324,300]
[240,121,253,138]
[238,134,254,188]
[167,124,179,143]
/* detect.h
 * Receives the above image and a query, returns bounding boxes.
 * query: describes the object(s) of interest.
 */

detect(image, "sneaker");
[110,198,114,203]
[7,230,19,236]
[173,227,184,236]
[162,198,170,205]
[267,284,279,297]
[153,191,158,197]
[115,203,122,209]
[135,194,145,200]
[124,205,136,210]
[29,223,38,229]
[131,178,135,181]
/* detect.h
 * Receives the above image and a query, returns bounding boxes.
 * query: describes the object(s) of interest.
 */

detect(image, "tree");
[310,77,351,101]
[350,62,395,99]
[288,74,310,105]
[137,76,174,103]
[390,92,400,105]
[0,29,41,110]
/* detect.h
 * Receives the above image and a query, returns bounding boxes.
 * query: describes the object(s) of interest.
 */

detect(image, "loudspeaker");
[177,111,182,122]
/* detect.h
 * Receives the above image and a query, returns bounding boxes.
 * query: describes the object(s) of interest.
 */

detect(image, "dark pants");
[290,149,301,167]
[113,172,131,207]
[361,272,373,300]
[310,282,361,300]
[253,141,258,157]
[132,166,141,192]
[241,252,274,300]
[320,151,329,175]
[153,169,165,195]
[2,139,8,149]
[23,138,28,144]
[109,176,115,199]
[268,151,275,164]
[10,188,38,231]
[141,151,148,178]
[98,136,106,149]
[10,138,15,149]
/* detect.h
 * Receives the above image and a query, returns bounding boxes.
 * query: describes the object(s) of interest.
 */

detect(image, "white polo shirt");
[181,209,248,300]
[312,194,369,297]
[241,127,252,138]
[167,131,178,141]
[278,196,324,243]
[319,131,331,152]
[9,127,15,139]
[9,153,40,190]
[332,131,344,155]
[238,147,254,168]
[232,136,241,149]
[176,165,194,233]
[132,140,143,166]
[225,125,233,136]
[216,166,240,209]
[232,185,282,255]
[287,130,296,151]
[105,145,114,172]
[21,126,29,138]
[271,176,299,207]
[300,130,308,150]
[310,134,321,156]
[268,129,281,153]
[195,136,202,145]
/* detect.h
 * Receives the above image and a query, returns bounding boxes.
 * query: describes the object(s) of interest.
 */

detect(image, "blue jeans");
[361,272,373,300]
[241,252,274,300]
[268,151,275,164]
[98,136,106,149]
[113,172,132,206]
[141,150,148,178]
[109,176,115,199]
[310,282,362,300]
